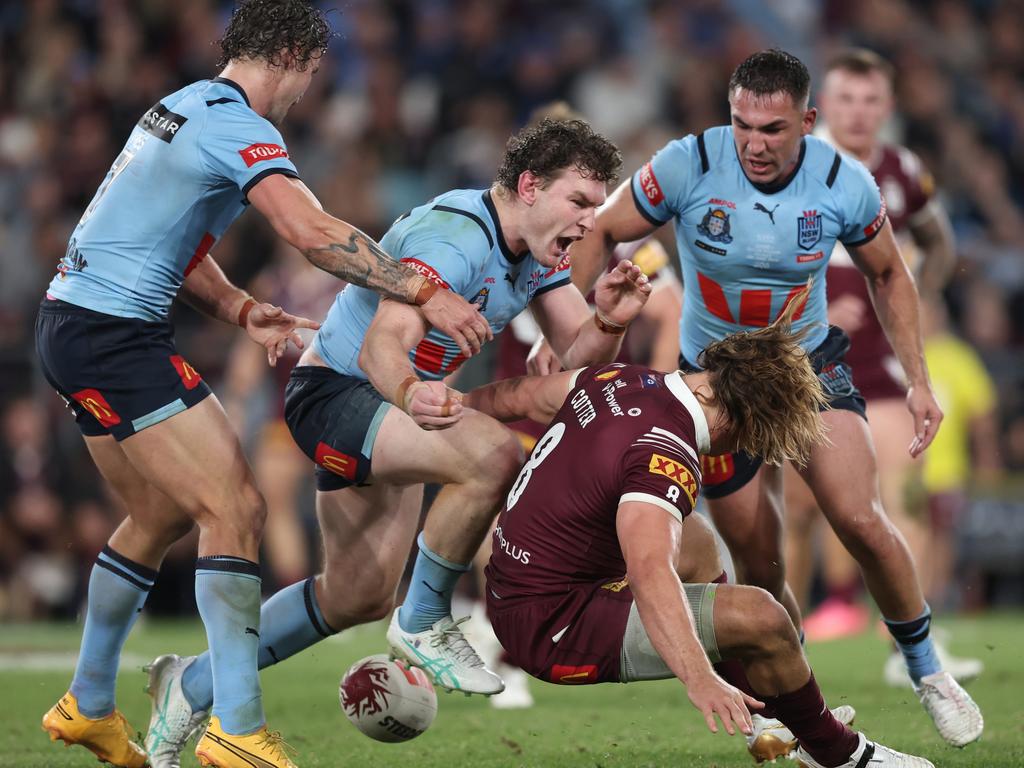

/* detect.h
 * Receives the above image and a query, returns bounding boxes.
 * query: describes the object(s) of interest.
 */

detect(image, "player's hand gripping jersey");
[631,127,887,364]
[46,78,298,321]
[314,189,571,380]
[486,364,709,600]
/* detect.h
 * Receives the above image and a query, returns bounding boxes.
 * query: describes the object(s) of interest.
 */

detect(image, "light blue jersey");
[46,78,298,321]
[631,126,886,364]
[315,189,572,381]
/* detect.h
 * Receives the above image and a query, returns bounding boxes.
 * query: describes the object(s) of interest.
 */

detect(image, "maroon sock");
[763,673,858,767]
[714,658,777,719]
[709,572,777,719]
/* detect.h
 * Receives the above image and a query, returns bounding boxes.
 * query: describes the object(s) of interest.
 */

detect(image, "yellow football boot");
[41,691,148,768]
[195,716,297,768]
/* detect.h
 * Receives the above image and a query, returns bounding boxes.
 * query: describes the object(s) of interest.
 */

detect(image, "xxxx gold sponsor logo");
[594,369,620,382]
[648,453,697,506]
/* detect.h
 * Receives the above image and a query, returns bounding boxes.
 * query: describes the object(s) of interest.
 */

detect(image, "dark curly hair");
[495,118,621,192]
[729,49,811,106]
[217,0,333,70]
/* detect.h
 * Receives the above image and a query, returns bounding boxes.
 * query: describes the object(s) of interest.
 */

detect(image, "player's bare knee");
[462,423,524,490]
[748,587,799,655]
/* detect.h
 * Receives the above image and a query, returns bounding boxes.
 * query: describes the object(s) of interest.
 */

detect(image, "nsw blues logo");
[797,209,822,250]
[697,208,733,243]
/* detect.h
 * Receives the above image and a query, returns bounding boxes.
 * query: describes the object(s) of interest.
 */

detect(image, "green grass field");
[5,613,1023,768]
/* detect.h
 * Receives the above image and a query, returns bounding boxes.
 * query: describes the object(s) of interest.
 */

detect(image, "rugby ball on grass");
[340,654,437,742]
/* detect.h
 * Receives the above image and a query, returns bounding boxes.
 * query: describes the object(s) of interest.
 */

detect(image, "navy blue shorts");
[284,366,392,492]
[35,298,212,441]
[681,325,866,499]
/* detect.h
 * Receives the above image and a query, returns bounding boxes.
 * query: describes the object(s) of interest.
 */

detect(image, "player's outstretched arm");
[849,219,943,456]
[360,299,463,430]
[617,502,761,736]
[179,249,319,365]
[247,174,491,356]
[463,369,579,424]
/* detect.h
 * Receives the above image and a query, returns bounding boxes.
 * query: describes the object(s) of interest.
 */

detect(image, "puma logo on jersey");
[754,202,779,224]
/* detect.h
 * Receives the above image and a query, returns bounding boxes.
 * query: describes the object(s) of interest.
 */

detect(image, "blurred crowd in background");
[1,0,1022,622]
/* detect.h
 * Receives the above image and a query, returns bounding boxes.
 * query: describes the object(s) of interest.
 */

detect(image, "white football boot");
[746,705,855,762]
[387,610,504,695]
[883,642,983,689]
[144,654,209,768]
[915,670,984,747]
[795,732,934,768]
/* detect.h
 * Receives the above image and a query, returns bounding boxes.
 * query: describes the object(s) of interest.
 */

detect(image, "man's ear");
[802,106,818,136]
[517,171,543,206]
[692,381,716,406]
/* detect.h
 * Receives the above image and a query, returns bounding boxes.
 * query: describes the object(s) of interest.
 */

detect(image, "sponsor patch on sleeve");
[543,254,571,278]
[638,162,665,206]
[863,198,887,238]
[399,258,451,289]
[648,453,697,506]
[238,142,289,167]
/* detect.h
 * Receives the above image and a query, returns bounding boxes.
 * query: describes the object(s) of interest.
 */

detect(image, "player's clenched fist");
[402,379,464,430]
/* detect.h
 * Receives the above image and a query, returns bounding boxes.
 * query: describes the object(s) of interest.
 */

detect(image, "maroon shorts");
[487,577,635,685]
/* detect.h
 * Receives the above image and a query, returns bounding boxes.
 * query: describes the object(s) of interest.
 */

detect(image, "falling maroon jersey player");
[826,144,937,399]
[485,362,707,683]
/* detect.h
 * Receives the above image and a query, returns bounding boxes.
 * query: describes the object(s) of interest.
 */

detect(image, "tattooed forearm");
[303,231,420,302]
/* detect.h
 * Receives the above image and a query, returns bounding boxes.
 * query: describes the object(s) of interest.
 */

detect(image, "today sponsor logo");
[238,142,289,167]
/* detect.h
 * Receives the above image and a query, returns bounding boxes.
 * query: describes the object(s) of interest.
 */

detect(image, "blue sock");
[884,604,941,685]
[70,546,156,718]
[194,556,264,735]
[397,532,471,633]
[182,577,336,712]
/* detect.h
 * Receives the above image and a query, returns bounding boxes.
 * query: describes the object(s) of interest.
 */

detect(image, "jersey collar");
[736,136,807,195]
[210,77,251,107]
[482,190,529,264]
[664,371,711,454]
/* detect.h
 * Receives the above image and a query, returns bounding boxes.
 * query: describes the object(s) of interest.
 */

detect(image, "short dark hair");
[825,48,895,86]
[495,118,622,193]
[729,49,811,106]
[218,0,333,70]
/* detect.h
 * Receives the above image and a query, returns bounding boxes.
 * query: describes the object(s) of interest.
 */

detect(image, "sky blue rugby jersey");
[631,126,887,364]
[314,188,572,381]
[46,78,298,321]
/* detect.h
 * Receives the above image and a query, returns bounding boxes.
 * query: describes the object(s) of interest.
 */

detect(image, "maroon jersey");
[486,363,708,600]
[827,144,936,400]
